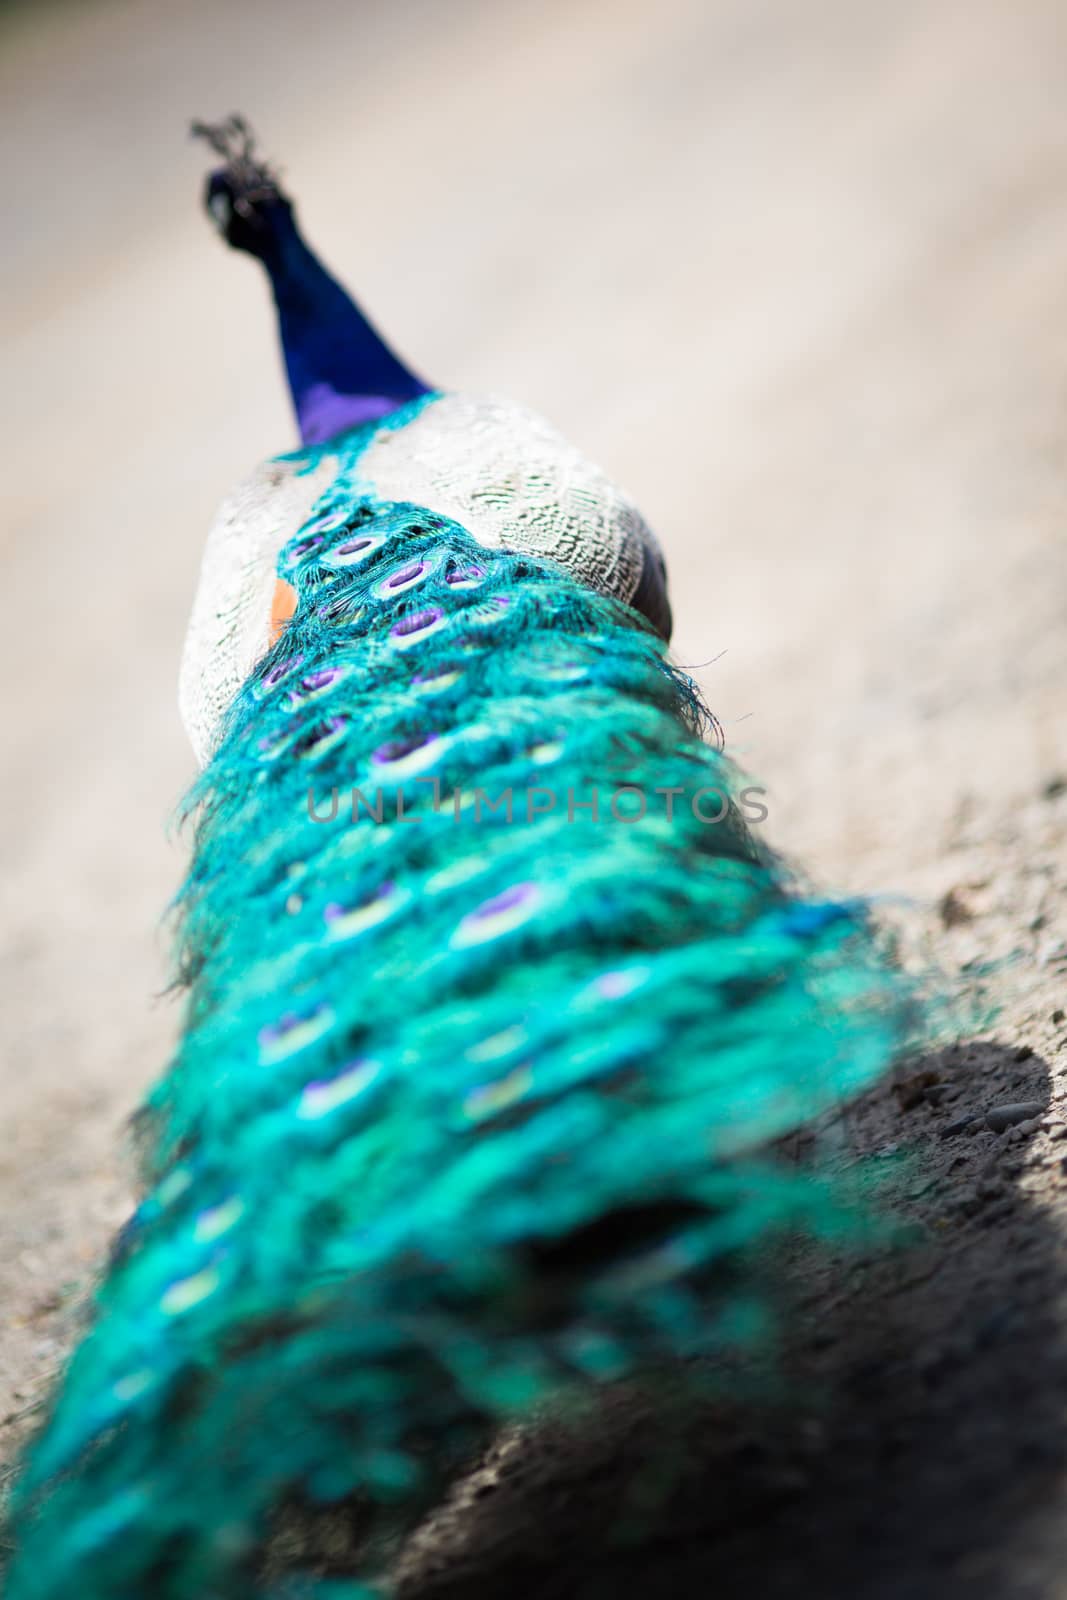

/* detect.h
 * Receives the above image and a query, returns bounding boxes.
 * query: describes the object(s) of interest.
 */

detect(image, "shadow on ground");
[381,1040,1065,1599]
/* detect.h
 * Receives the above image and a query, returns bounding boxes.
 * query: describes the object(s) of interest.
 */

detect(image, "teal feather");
[3,408,930,1599]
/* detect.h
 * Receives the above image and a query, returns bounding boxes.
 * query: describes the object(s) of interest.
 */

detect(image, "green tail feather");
[4,413,930,1598]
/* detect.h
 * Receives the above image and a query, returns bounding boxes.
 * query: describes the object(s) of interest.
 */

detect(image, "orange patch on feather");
[270,578,298,644]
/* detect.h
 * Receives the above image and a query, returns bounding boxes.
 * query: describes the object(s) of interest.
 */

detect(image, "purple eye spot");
[325,881,394,925]
[376,559,431,600]
[475,883,532,919]
[307,510,347,535]
[291,534,324,560]
[395,608,439,636]
[297,1058,382,1120]
[324,880,412,941]
[324,532,386,570]
[258,731,287,757]
[261,1011,301,1042]
[294,715,348,759]
[262,653,304,689]
[390,607,445,646]
[373,733,435,765]
[453,881,543,948]
[596,968,649,1000]
[445,563,486,588]
[389,560,426,588]
[258,1005,334,1062]
[301,667,340,692]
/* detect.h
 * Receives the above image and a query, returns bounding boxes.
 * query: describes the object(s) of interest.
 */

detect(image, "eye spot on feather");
[297,1058,383,1120]
[293,665,346,703]
[572,965,652,1011]
[527,739,564,766]
[390,607,446,649]
[293,716,348,760]
[257,726,297,761]
[323,534,386,569]
[259,651,304,693]
[324,882,411,940]
[376,558,430,599]
[465,1024,527,1064]
[463,1064,533,1123]
[373,734,431,761]
[193,1196,245,1244]
[444,562,487,590]
[452,881,542,948]
[597,966,651,999]
[113,1369,155,1405]
[424,854,487,895]
[288,533,325,563]
[285,665,346,711]
[258,1005,334,1064]
[539,661,587,683]
[371,731,442,778]
[155,1167,193,1207]
[302,666,343,693]
[306,510,349,536]
[161,1266,221,1317]
[412,666,463,696]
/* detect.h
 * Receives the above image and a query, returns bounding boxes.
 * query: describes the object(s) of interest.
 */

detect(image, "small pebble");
[1051,1008,1065,1024]
[985,1102,1046,1133]
[939,887,976,927]
[940,1114,980,1138]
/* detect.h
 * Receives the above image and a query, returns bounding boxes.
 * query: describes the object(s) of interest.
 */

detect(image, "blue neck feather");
[259,205,430,446]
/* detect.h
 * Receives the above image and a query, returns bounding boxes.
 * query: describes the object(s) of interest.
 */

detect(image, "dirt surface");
[3,0,1067,1592]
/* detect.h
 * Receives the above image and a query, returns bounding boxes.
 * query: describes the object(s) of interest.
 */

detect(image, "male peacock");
[3,117,927,1599]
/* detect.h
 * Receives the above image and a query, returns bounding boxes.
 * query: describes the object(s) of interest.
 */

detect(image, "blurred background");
[3,0,1067,1588]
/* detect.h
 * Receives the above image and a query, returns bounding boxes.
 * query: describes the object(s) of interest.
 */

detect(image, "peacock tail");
[1,121,933,1599]
[3,408,926,1599]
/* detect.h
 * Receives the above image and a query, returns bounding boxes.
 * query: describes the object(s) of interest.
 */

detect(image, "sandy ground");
[2,0,1067,1591]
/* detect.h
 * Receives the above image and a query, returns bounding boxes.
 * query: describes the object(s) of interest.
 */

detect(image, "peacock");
[2,116,929,1599]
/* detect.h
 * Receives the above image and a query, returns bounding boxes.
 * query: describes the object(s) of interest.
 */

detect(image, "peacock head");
[192,114,292,257]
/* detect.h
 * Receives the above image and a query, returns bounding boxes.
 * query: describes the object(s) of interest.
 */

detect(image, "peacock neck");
[261,208,430,447]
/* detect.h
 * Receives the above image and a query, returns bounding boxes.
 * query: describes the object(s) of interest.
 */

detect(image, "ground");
[2,0,1067,1592]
